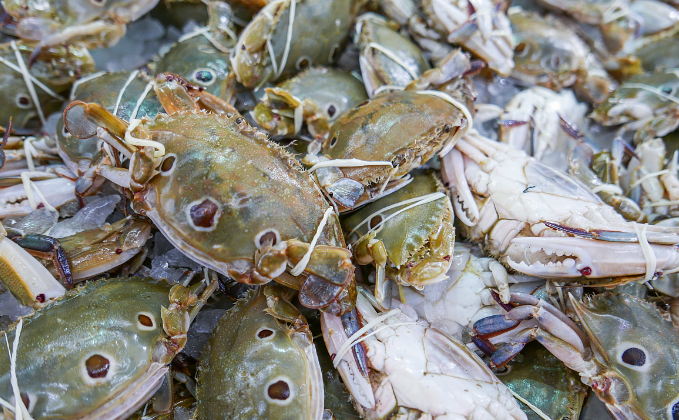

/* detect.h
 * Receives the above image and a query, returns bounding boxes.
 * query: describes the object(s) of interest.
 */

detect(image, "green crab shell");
[341,171,450,267]
[322,90,464,186]
[0,41,94,133]
[254,67,368,136]
[497,341,586,420]
[195,289,323,419]
[508,11,587,90]
[153,35,236,102]
[573,293,679,420]
[232,0,360,88]
[57,71,163,172]
[591,71,679,126]
[137,111,344,274]
[0,277,172,419]
[357,15,430,90]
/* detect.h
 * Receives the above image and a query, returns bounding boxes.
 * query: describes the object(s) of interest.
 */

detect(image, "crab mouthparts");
[504,237,679,278]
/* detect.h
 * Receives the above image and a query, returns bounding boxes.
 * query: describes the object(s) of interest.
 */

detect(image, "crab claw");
[505,236,679,278]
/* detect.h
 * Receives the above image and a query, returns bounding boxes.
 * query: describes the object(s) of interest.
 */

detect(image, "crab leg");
[505,236,679,278]
[6,228,73,288]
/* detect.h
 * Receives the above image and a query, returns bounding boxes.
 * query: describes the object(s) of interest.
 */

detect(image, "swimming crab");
[195,284,324,419]
[590,69,679,143]
[0,41,94,134]
[252,67,368,138]
[355,13,431,97]
[473,291,679,419]
[321,288,527,419]
[63,72,356,315]
[0,276,213,419]
[507,9,616,104]
[230,0,362,88]
[342,171,455,306]
[440,132,679,282]
[3,0,159,56]
[305,50,473,211]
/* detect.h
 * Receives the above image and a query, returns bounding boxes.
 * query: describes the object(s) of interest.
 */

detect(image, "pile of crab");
[1,0,679,418]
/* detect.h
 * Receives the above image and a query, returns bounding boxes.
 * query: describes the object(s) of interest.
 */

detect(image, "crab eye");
[296,56,311,71]
[16,93,31,109]
[329,136,338,148]
[369,215,382,230]
[89,0,105,6]
[61,125,71,138]
[672,401,679,419]
[616,342,650,372]
[191,69,216,86]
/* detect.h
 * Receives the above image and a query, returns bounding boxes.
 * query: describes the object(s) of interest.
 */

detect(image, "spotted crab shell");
[135,111,344,277]
[0,277,172,419]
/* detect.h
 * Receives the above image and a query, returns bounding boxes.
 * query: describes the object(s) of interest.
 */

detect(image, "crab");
[590,69,679,143]
[321,288,527,419]
[252,67,368,138]
[304,50,473,212]
[0,41,94,134]
[473,291,679,419]
[62,72,356,315]
[3,0,159,56]
[0,275,214,419]
[355,13,431,97]
[507,9,616,104]
[342,170,455,306]
[230,0,363,88]
[195,284,324,419]
[440,132,679,282]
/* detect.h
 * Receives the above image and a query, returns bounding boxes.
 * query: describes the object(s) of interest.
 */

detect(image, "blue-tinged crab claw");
[505,237,679,278]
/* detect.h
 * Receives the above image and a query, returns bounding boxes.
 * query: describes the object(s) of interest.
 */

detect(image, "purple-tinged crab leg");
[341,310,370,378]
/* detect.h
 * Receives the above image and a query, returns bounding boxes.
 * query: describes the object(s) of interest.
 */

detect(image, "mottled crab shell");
[231,0,360,87]
[572,293,679,420]
[590,71,679,129]
[135,110,344,278]
[153,35,236,102]
[497,342,587,420]
[0,277,172,419]
[321,90,465,205]
[0,41,94,133]
[254,66,368,137]
[57,71,163,174]
[508,11,588,90]
[195,289,323,419]
[342,170,454,285]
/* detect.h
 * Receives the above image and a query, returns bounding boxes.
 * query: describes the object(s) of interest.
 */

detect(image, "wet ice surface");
[0,289,34,325]
[50,195,121,238]
[148,232,203,283]
[13,208,58,234]
[90,16,182,72]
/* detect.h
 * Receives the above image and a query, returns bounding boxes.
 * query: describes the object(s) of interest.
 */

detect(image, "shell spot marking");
[187,198,222,232]
[160,154,177,175]
[81,352,117,385]
[255,229,281,248]
[137,311,157,331]
[265,378,294,405]
[616,342,650,372]
[256,327,276,340]
[192,68,216,86]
